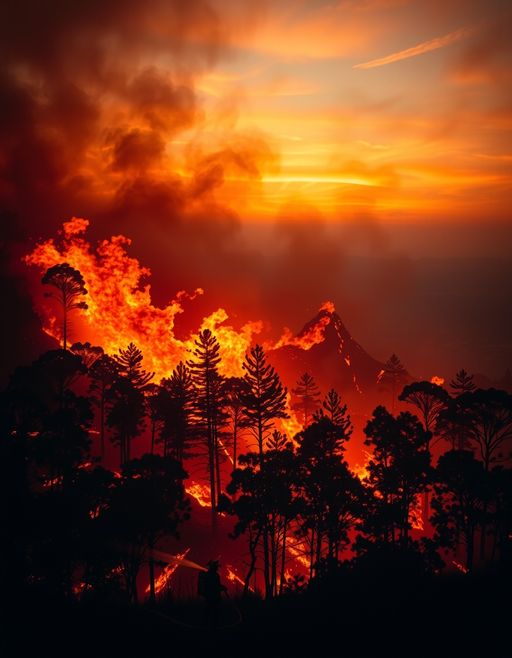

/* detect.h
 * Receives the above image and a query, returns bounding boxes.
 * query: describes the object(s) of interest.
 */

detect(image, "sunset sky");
[1,0,511,381]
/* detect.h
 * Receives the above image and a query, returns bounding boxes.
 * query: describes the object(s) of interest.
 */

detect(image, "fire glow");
[24,218,263,380]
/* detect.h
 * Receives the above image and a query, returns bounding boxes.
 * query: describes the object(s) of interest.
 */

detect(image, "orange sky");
[177,0,512,222]
[1,0,511,380]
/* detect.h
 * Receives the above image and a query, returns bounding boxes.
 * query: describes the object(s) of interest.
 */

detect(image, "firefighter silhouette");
[198,559,227,628]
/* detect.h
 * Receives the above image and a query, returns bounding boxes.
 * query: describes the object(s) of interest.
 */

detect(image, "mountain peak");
[269,302,386,399]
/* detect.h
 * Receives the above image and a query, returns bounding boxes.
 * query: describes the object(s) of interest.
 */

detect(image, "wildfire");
[279,392,303,440]
[269,303,333,351]
[351,450,372,482]
[319,301,335,314]
[286,541,311,569]
[146,548,190,596]
[185,481,212,508]
[430,375,445,386]
[24,218,262,380]
[409,494,424,531]
[226,565,253,591]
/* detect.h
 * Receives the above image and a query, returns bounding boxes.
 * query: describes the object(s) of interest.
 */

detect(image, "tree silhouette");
[113,342,153,390]
[187,329,225,528]
[314,388,352,439]
[455,389,512,472]
[399,381,449,524]
[106,454,189,604]
[297,416,361,579]
[444,371,476,451]
[362,406,431,548]
[107,377,145,465]
[224,376,249,469]
[381,354,407,413]
[292,372,321,428]
[223,435,299,598]
[89,354,119,458]
[399,381,449,451]
[143,383,163,456]
[159,362,195,463]
[431,450,487,571]
[70,342,103,370]
[241,344,288,463]
[450,369,476,395]
[41,263,88,350]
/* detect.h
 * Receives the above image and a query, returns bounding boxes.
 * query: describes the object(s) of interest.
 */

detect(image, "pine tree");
[89,354,119,458]
[114,343,153,390]
[450,369,476,395]
[315,388,352,440]
[41,263,88,350]
[382,353,407,413]
[224,377,249,469]
[241,344,288,462]
[240,344,288,598]
[159,362,195,463]
[292,372,321,427]
[187,330,226,528]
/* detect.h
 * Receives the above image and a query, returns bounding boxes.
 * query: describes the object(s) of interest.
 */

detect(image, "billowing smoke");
[1,0,511,384]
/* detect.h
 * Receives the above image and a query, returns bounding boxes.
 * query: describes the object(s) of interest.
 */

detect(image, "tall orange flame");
[185,481,212,508]
[24,218,262,379]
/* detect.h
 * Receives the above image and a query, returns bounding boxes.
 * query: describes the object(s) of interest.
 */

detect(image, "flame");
[269,302,332,351]
[279,392,303,440]
[146,548,190,596]
[319,300,335,314]
[218,437,234,466]
[185,481,212,508]
[351,449,372,481]
[430,375,445,386]
[226,565,254,591]
[286,541,310,569]
[24,218,262,379]
[409,494,424,531]
[376,369,385,384]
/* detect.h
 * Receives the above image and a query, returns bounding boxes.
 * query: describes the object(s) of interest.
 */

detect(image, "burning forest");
[1,217,511,657]
[1,1,512,656]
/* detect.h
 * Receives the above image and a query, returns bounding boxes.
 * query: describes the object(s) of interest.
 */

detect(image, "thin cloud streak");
[354,26,472,69]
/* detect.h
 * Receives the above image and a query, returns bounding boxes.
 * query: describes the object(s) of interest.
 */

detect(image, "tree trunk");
[244,528,261,597]
[215,429,222,504]
[279,520,288,596]
[63,303,68,351]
